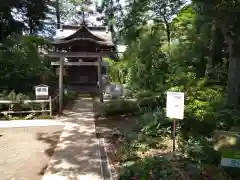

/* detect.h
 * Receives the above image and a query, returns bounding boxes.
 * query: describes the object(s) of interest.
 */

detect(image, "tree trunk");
[220,24,240,106]
[196,47,207,78]
[165,22,171,48]
[211,27,223,66]
[29,18,33,35]
[159,13,170,51]
[162,16,171,50]
[204,24,215,78]
[227,52,240,106]
[56,0,60,29]
[0,12,3,42]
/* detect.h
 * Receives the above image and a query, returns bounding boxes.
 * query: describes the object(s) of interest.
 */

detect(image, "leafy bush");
[137,94,165,111]
[123,88,134,99]
[137,110,172,137]
[213,103,240,130]
[134,91,156,99]
[101,99,138,117]
[4,113,54,120]
[0,35,55,93]
[177,83,227,138]
[179,136,221,165]
[119,156,189,180]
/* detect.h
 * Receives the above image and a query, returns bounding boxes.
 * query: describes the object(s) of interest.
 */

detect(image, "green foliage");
[134,91,156,99]
[0,34,55,93]
[111,0,240,179]
[0,0,51,40]
[101,99,138,117]
[4,113,54,120]
[123,25,168,91]
[97,0,123,42]
[137,110,171,137]
[137,95,165,112]
[180,136,221,165]
[119,156,189,180]
[104,58,127,83]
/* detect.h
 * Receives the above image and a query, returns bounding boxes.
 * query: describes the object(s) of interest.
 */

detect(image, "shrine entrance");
[45,23,115,115]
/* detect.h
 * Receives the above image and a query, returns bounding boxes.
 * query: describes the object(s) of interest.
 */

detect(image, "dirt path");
[95,115,138,179]
[42,97,107,180]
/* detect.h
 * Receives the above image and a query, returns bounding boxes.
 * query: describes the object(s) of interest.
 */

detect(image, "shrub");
[101,99,138,117]
[178,85,227,138]
[119,156,189,180]
[137,94,165,111]
[137,110,172,137]
[134,91,156,99]
[179,136,221,165]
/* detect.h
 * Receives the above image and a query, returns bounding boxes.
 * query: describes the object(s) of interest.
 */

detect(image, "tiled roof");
[53,24,113,45]
[52,38,115,46]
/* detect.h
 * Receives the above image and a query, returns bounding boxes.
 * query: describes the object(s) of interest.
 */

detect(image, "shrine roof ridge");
[52,38,114,47]
[53,24,113,44]
[60,24,107,31]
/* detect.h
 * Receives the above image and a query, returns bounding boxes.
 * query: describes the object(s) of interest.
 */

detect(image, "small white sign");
[35,86,48,96]
[166,92,184,119]
[221,158,240,168]
[221,150,240,168]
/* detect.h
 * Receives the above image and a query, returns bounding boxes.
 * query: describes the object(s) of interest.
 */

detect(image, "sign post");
[34,84,49,115]
[172,118,177,151]
[166,92,184,152]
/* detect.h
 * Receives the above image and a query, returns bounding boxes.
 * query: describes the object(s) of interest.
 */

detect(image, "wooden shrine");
[45,23,115,115]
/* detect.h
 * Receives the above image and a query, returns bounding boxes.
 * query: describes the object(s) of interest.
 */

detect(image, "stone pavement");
[42,97,105,180]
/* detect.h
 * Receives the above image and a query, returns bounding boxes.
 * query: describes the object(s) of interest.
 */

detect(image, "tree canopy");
[0,0,240,178]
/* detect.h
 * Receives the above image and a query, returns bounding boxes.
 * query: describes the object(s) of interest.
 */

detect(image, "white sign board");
[35,86,48,96]
[221,150,240,168]
[166,92,184,119]
[221,158,240,168]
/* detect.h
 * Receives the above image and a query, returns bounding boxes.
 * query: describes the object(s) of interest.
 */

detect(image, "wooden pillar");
[59,57,64,116]
[49,96,52,116]
[98,56,103,103]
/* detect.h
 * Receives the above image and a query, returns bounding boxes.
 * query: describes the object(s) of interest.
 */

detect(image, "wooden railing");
[0,91,59,116]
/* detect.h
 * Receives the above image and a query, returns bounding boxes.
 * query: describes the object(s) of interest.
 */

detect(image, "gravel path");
[0,125,64,180]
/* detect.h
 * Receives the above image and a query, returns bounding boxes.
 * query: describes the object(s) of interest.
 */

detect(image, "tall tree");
[18,0,50,34]
[97,0,124,43]
[121,0,185,46]
[121,0,149,44]
[57,0,95,25]
[56,0,61,28]
[193,0,240,106]
[150,0,185,47]
[0,0,51,38]
[0,1,24,41]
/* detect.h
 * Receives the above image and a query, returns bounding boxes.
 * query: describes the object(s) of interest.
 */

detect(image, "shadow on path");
[40,97,104,180]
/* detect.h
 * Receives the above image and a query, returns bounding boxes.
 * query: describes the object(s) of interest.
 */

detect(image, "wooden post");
[49,96,52,116]
[172,119,176,152]
[41,103,44,115]
[98,57,103,103]
[59,57,64,116]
